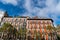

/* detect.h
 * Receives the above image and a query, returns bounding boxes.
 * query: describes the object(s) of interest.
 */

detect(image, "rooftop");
[27,16,53,22]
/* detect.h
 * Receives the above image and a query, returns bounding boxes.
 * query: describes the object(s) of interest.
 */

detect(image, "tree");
[34,30,37,40]
[47,25,54,40]
[56,25,60,40]
[18,28,27,40]
[0,22,18,40]
[7,26,17,40]
[52,27,57,31]
[56,25,60,31]
[0,23,13,32]
[0,28,3,32]
[34,30,41,40]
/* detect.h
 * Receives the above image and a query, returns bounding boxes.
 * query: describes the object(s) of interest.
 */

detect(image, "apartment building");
[1,16,28,30]
[0,11,54,40]
[26,17,53,40]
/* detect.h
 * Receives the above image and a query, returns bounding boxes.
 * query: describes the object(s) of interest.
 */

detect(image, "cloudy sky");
[0,0,60,26]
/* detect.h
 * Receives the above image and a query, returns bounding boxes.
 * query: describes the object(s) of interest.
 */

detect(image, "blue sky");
[0,0,60,26]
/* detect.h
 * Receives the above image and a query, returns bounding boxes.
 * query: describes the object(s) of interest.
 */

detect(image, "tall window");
[34,24,37,29]
[41,21,43,23]
[31,24,33,29]
[47,21,49,24]
[39,26,40,29]
[49,21,52,24]
[32,24,34,29]
[23,21,26,28]
[16,19,18,23]
[41,24,43,29]
[20,19,21,21]
[45,21,47,23]
[42,29,44,33]
[24,19,26,21]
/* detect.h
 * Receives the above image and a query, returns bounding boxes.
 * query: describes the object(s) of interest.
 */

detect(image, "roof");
[3,16,53,22]
[3,16,28,18]
[27,16,53,22]
[27,18,53,22]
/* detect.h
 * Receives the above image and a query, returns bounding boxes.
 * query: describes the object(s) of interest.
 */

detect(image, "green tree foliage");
[0,22,18,40]
[18,27,27,40]
[0,22,27,40]
[34,30,41,40]
[47,25,53,40]
[0,23,13,32]
[47,25,53,31]
[56,25,60,40]
[57,35,60,40]
[56,25,60,31]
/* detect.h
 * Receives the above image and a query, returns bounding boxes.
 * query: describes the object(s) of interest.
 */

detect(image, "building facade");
[0,12,54,40]
[1,16,27,30]
[26,17,53,40]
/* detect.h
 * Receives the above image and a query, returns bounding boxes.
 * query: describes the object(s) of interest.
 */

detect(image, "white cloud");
[0,0,60,25]
[56,2,60,12]
[0,10,5,22]
[24,0,60,26]
[0,10,5,18]
[0,0,18,6]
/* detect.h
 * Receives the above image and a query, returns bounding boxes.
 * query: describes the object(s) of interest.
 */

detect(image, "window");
[24,19,26,21]
[36,21,38,24]
[45,24,48,27]
[23,22,26,27]
[32,24,34,29]
[16,19,17,21]
[47,21,49,24]
[38,31,40,34]
[20,19,21,21]
[8,18,9,21]
[39,26,40,29]
[41,24,43,28]
[31,25,33,29]
[41,21,43,23]
[37,24,39,29]
[12,19,13,22]
[49,21,52,24]
[28,22,29,28]
[42,29,44,33]
[34,24,37,29]
[45,21,47,23]
[16,19,18,23]
[10,22,12,24]
[28,25,29,29]
[29,24,31,29]
[28,30,31,35]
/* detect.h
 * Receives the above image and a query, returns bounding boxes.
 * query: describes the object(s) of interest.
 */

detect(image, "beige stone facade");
[2,17,27,30]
